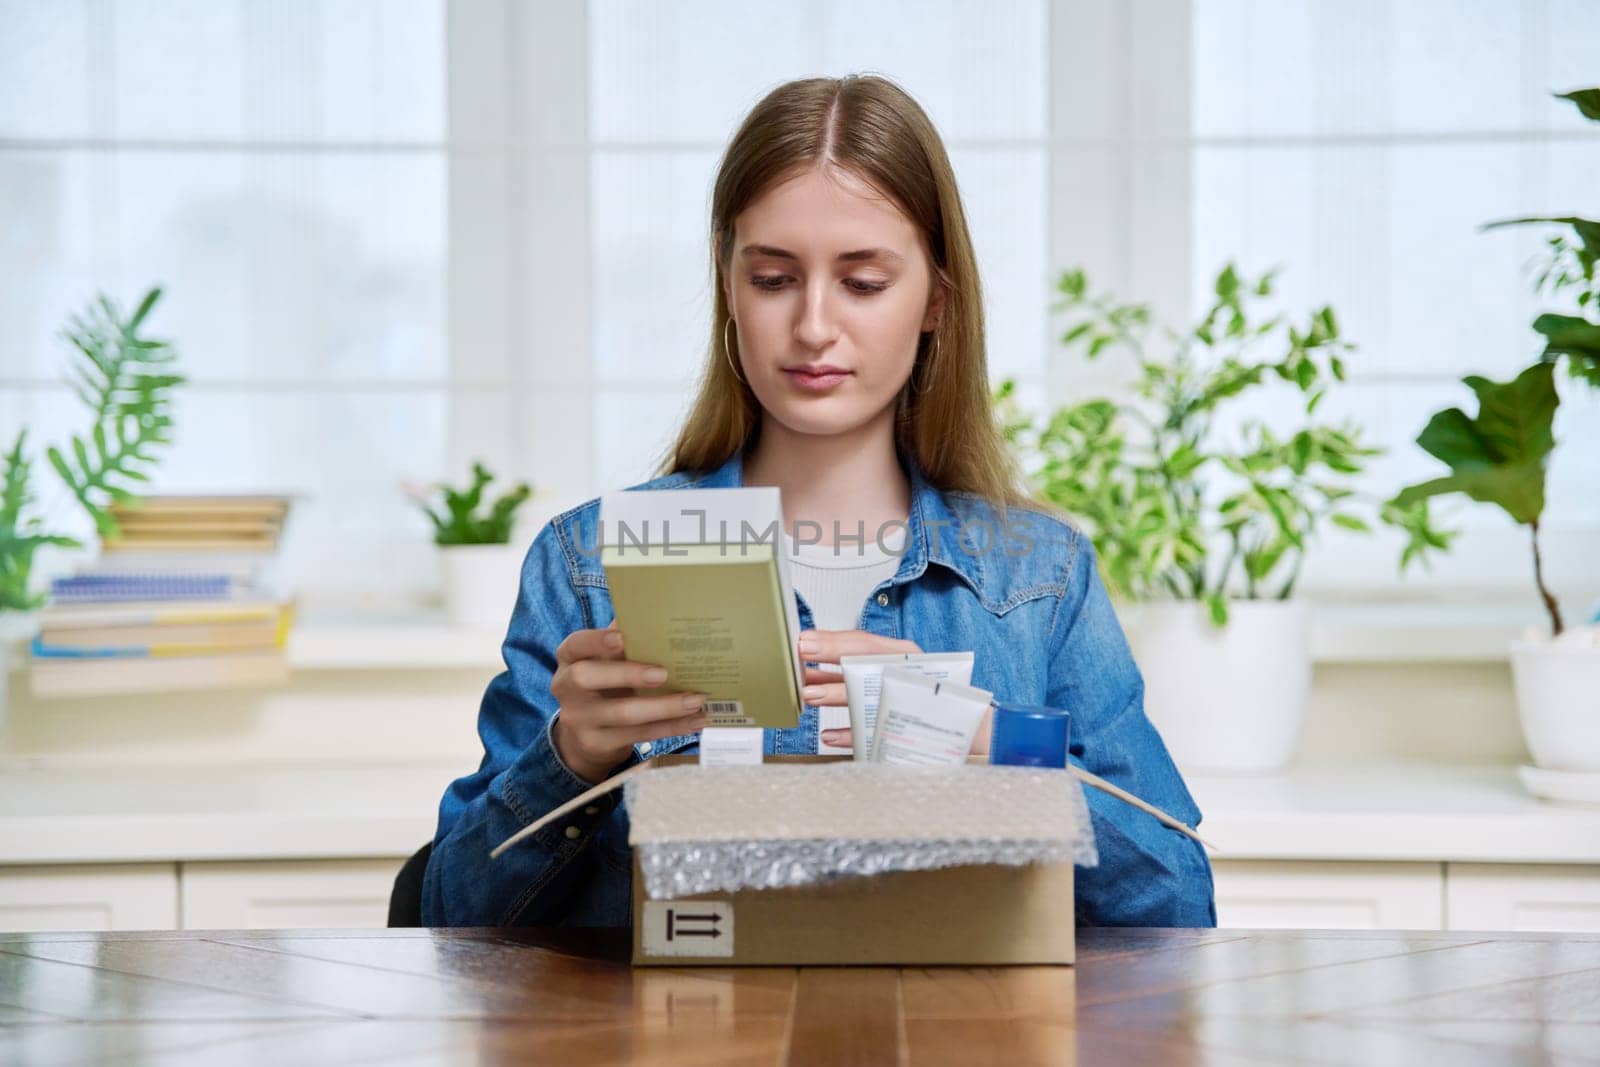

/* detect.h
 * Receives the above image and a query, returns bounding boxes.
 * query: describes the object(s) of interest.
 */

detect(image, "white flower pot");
[1511,638,1600,773]
[438,543,525,630]
[1129,600,1312,775]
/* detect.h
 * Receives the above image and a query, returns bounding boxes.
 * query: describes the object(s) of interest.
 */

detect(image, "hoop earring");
[724,317,747,387]
[914,330,940,395]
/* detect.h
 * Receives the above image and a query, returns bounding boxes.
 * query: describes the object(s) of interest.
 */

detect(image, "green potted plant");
[0,287,183,726]
[997,265,1448,773]
[406,461,534,628]
[1391,87,1600,791]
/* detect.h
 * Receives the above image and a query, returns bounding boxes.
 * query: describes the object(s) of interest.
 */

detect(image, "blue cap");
[989,703,1070,769]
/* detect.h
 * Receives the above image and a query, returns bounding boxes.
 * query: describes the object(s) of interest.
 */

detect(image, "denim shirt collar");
[686,444,986,602]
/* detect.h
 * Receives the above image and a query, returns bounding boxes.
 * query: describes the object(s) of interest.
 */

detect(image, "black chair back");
[387,841,433,927]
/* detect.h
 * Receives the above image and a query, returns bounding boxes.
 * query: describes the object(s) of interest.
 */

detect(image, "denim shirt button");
[876,591,890,606]
[638,742,652,755]
[563,826,581,841]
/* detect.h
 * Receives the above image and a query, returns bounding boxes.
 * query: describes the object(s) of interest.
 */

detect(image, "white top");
[783,524,908,633]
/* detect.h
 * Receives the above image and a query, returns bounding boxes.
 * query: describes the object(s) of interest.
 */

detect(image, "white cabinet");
[1213,860,1445,930]
[1446,863,1600,932]
[179,859,405,930]
[0,864,179,932]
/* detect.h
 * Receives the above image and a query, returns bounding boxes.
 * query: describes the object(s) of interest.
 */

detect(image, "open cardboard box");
[631,755,1078,967]
[495,753,1207,968]
[633,847,1075,966]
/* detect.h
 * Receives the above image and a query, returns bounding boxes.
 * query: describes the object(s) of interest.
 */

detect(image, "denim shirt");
[422,447,1216,928]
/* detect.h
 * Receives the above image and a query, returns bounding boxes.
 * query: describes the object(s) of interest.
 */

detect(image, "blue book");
[50,575,233,603]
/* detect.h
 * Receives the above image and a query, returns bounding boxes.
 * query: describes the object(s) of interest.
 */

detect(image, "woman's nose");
[793,280,841,350]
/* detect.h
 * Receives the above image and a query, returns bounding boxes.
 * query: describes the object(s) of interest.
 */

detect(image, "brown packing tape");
[489,756,1216,860]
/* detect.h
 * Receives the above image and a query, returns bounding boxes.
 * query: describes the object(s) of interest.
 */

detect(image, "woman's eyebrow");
[739,244,904,264]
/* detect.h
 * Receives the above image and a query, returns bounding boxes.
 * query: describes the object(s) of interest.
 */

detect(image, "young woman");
[423,75,1215,928]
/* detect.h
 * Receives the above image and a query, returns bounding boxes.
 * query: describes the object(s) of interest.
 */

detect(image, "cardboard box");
[628,756,1077,967]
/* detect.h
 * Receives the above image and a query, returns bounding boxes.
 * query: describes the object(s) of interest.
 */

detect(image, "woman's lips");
[783,368,851,392]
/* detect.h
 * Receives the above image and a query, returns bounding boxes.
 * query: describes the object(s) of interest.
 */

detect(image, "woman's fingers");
[799,628,922,665]
[612,708,714,743]
[800,680,848,707]
[563,656,673,693]
[592,690,709,729]
[555,623,626,665]
[820,727,854,749]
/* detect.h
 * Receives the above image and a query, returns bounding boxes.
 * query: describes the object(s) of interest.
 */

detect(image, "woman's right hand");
[549,619,710,784]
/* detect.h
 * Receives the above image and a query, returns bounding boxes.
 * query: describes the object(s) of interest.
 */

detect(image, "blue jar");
[988,703,1070,768]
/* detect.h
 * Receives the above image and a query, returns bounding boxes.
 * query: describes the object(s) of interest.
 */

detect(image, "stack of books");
[99,494,290,585]
[29,495,296,698]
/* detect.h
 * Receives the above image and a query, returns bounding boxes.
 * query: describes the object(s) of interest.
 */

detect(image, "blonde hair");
[660,74,1039,516]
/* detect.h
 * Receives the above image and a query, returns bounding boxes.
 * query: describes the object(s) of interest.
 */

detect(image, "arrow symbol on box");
[666,909,723,940]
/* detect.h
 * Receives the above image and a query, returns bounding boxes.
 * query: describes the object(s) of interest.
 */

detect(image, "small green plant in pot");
[407,462,534,628]
[1390,87,1600,782]
[996,264,1448,772]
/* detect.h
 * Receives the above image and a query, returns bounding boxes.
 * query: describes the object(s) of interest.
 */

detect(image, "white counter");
[0,763,457,865]
[1187,763,1600,864]
[2,760,1598,867]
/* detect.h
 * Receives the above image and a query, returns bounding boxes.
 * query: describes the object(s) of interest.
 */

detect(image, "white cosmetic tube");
[839,651,975,761]
[868,666,993,767]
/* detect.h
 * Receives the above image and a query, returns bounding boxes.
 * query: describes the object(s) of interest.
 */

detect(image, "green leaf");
[1462,364,1559,462]
[1061,321,1093,345]
[46,446,77,492]
[1555,88,1600,122]
[1206,593,1229,628]
[1394,468,1546,526]
[1215,263,1240,300]
[1293,358,1316,391]
[1391,361,1558,526]
[1415,408,1491,468]
[1482,213,1600,254]
[1330,513,1372,533]
[1289,431,1314,474]
[1531,313,1600,365]
[128,286,162,329]
[1244,538,1291,584]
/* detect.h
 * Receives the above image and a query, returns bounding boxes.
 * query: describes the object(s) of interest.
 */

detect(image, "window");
[1188,0,1600,597]
[5,1,1593,609]
[1,0,448,610]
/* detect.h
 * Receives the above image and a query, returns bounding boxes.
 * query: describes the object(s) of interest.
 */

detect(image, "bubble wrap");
[625,762,1098,901]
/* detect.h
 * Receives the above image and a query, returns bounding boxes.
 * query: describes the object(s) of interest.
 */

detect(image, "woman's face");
[723,165,944,438]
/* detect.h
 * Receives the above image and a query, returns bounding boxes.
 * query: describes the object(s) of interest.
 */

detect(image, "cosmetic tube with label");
[868,666,993,767]
[839,651,975,760]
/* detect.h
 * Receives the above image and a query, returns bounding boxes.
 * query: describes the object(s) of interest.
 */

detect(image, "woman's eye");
[749,275,887,294]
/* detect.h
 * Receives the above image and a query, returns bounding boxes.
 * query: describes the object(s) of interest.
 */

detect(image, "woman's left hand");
[798,628,920,749]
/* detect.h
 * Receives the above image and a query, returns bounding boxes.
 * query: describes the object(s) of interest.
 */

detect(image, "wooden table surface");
[2,926,1597,1065]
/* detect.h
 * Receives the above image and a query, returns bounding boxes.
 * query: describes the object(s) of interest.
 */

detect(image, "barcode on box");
[703,700,749,725]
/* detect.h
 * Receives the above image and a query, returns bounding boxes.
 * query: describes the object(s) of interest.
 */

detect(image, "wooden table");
[2,927,1597,1065]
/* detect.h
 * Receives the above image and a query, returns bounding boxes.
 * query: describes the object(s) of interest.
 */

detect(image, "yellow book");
[599,488,802,730]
